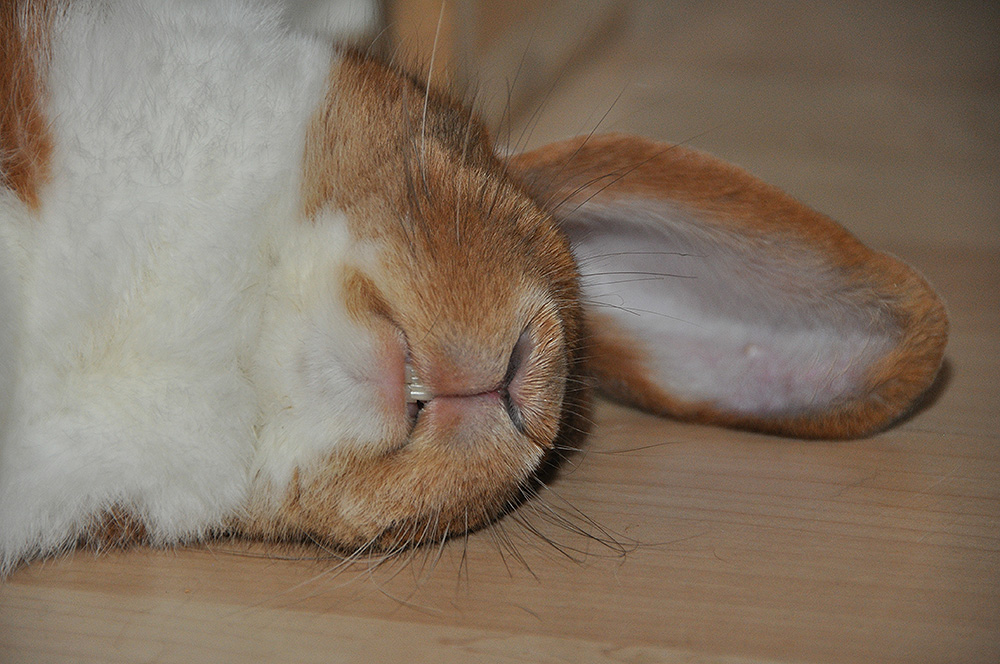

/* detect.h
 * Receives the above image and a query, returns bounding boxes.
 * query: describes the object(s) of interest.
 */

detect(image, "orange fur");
[0,0,53,211]
[80,506,149,551]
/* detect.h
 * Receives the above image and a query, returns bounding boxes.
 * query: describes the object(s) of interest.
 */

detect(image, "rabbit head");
[240,54,591,550]
[237,52,947,553]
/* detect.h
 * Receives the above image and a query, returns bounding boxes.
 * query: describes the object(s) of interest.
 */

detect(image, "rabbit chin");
[241,377,550,551]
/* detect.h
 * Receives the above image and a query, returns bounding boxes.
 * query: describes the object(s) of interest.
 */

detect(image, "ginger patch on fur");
[0,0,53,210]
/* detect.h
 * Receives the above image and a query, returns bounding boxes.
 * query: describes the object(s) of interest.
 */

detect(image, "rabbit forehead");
[301,53,581,349]
[302,50,499,223]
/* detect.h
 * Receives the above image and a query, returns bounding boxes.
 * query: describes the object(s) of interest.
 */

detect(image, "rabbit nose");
[501,329,534,432]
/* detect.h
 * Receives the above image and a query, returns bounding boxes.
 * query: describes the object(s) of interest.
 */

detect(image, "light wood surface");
[3,2,998,662]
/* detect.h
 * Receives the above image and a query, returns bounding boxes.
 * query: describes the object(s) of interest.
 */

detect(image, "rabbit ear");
[509,134,947,438]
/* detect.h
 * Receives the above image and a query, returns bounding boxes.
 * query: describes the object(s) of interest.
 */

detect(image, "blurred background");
[385,0,998,252]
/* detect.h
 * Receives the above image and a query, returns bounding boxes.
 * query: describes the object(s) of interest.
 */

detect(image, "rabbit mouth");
[401,329,541,436]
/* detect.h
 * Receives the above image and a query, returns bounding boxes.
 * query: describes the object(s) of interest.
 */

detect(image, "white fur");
[249,215,410,497]
[0,0,343,574]
[281,0,381,40]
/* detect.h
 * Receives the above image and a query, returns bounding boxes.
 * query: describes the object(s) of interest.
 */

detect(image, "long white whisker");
[420,1,447,163]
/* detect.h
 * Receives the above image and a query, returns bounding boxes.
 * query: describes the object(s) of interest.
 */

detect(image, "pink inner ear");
[568,201,899,417]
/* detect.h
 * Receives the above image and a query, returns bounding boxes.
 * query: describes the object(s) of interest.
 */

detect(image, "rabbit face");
[241,54,590,550]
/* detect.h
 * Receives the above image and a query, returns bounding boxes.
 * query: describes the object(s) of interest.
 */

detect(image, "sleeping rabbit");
[0,0,948,577]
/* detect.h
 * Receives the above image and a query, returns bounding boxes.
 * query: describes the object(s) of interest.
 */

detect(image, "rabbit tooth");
[404,363,433,403]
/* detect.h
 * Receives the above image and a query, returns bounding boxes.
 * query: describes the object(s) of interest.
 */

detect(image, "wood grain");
[2,2,998,662]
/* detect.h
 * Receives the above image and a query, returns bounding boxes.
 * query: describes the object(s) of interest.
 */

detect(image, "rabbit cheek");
[247,245,417,503]
[340,269,409,422]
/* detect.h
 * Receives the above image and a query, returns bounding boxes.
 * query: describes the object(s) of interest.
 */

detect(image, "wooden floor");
[2,2,997,662]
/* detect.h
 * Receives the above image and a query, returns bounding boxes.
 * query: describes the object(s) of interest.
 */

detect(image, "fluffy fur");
[0,0,336,573]
[0,0,947,576]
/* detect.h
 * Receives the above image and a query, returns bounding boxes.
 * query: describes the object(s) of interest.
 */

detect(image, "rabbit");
[0,0,948,577]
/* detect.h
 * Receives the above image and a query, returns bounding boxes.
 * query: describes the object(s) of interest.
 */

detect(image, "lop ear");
[509,134,948,438]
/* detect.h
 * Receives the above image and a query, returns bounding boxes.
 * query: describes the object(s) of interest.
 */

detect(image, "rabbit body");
[0,0,357,573]
[0,0,947,576]
[1,0,591,573]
